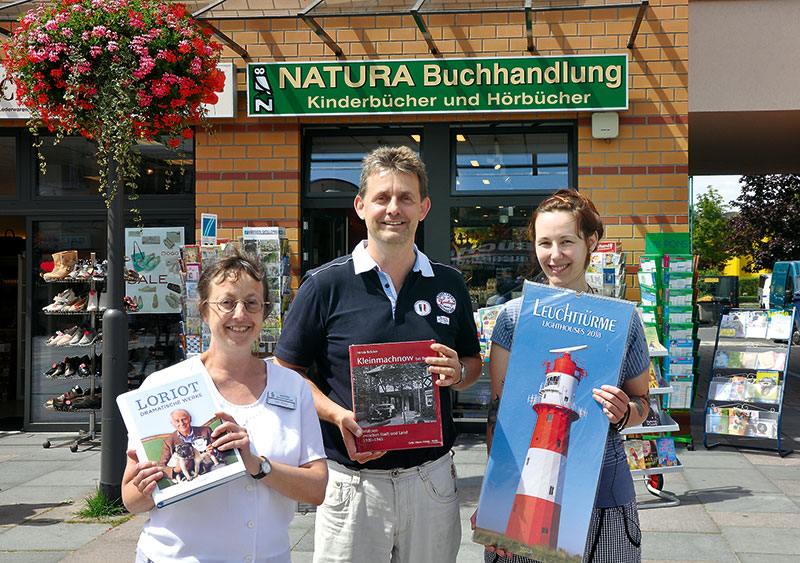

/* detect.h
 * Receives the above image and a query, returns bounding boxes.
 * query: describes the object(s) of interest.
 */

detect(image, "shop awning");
[1,0,649,58]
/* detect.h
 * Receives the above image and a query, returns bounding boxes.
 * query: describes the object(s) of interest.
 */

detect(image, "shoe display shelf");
[40,252,103,452]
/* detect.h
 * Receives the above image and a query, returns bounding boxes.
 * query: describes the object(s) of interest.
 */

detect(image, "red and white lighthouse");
[505,345,587,550]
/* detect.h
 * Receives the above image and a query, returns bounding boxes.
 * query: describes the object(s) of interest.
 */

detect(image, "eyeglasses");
[205,299,268,314]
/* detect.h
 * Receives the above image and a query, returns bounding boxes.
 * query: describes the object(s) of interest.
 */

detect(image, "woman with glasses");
[122,248,327,563]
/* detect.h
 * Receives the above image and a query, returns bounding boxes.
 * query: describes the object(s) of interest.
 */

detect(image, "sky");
[691,175,742,208]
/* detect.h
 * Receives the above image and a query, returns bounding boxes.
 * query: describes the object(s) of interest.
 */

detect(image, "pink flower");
[107,41,119,52]
[91,26,108,38]
[44,20,58,31]
[89,45,102,58]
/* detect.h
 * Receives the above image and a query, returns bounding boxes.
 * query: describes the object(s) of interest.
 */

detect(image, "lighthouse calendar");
[473,281,637,562]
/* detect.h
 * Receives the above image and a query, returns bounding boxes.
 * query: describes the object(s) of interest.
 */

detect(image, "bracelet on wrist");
[611,403,631,433]
[457,361,466,385]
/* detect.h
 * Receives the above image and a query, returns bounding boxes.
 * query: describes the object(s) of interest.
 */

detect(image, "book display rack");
[180,229,292,359]
[703,307,796,457]
[631,252,699,508]
[586,241,626,298]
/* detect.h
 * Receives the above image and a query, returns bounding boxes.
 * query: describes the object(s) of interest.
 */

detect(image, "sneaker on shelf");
[45,331,64,346]
[44,362,59,377]
[68,329,84,346]
[92,260,107,280]
[50,361,67,378]
[56,297,81,312]
[77,361,92,378]
[45,384,83,408]
[77,329,96,346]
[75,261,93,279]
[42,288,76,311]
[55,326,80,346]
[55,288,76,303]
[98,291,109,311]
[63,357,79,377]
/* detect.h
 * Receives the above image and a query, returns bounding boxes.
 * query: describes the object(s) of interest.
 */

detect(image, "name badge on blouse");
[267,391,297,410]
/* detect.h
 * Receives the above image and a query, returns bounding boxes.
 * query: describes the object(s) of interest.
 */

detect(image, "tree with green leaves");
[692,186,730,271]
[727,175,800,272]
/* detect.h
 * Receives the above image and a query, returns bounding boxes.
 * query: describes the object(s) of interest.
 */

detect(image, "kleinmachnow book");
[350,339,442,453]
[116,370,245,508]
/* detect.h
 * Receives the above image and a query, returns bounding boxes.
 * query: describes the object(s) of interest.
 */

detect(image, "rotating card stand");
[702,306,795,458]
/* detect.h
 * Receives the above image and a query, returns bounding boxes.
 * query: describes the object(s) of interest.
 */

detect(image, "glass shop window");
[451,205,536,309]
[36,136,194,197]
[306,132,421,195]
[0,136,17,197]
[454,131,569,193]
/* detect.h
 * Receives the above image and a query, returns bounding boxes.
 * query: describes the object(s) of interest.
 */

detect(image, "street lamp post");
[100,159,129,502]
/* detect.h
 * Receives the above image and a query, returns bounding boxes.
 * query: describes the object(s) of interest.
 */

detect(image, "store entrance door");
[302,208,427,274]
[0,221,26,430]
[302,208,363,273]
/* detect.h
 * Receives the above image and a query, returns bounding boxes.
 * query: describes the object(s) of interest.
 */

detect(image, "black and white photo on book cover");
[117,370,245,508]
[349,340,442,452]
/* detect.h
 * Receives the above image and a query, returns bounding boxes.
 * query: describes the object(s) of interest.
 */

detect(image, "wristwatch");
[457,361,466,385]
[250,456,272,480]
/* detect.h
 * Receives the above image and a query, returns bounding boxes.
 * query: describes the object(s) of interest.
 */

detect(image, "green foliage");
[692,186,730,271]
[727,175,800,271]
[76,487,127,519]
[695,269,719,297]
[739,277,758,298]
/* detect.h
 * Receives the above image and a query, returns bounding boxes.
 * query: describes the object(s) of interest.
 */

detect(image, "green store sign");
[247,54,628,117]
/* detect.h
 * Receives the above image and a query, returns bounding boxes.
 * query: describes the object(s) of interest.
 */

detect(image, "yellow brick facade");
[196,0,688,299]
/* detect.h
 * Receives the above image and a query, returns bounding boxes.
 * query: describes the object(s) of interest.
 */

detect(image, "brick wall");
[197,0,688,297]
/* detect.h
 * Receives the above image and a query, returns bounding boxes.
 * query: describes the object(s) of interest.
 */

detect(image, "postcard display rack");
[586,241,626,298]
[626,253,698,507]
[40,252,103,451]
[703,308,795,457]
[180,229,291,358]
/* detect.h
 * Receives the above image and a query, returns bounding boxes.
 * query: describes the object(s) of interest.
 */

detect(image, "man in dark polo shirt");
[274,145,481,563]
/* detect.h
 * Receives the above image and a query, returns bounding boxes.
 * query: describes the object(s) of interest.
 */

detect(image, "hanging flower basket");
[3,0,224,208]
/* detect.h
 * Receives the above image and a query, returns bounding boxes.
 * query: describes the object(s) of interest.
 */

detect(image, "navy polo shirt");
[274,242,481,470]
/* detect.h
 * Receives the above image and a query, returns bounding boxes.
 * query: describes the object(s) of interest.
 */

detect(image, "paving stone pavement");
[1,429,799,562]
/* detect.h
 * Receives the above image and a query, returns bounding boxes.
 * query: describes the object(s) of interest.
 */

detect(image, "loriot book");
[473,281,636,562]
[116,370,245,508]
[349,339,442,453]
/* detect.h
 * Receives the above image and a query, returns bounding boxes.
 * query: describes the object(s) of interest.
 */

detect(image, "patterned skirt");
[482,499,641,563]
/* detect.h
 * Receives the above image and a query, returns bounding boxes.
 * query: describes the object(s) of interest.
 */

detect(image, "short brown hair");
[529,189,604,267]
[197,246,271,319]
[359,146,427,199]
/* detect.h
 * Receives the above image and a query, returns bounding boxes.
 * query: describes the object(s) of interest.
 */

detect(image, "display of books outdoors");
[705,407,779,438]
[655,437,679,467]
[474,282,636,562]
[625,437,678,470]
[719,310,792,340]
[349,340,442,452]
[116,371,245,508]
